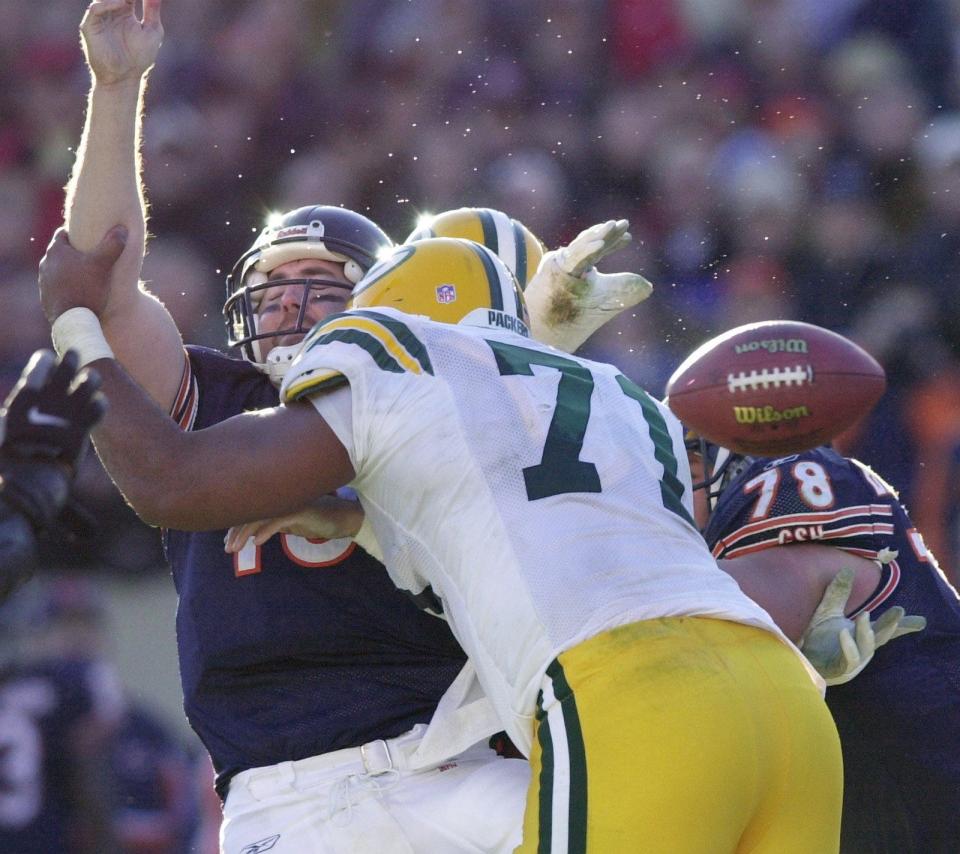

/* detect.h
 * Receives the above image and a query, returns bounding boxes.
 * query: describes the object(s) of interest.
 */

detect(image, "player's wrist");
[51,308,115,367]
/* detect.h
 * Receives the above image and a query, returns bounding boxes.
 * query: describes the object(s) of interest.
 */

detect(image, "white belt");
[231,724,429,802]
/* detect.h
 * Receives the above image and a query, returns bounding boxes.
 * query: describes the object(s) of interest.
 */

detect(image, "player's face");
[256,258,351,357]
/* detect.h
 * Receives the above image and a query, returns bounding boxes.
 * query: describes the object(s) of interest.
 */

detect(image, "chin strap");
[253,343,302,388]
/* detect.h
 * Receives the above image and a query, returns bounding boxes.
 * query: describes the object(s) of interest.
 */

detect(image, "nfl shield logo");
[436,284,457,303]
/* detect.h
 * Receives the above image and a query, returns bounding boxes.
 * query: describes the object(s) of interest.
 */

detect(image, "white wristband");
[51,307,115,366]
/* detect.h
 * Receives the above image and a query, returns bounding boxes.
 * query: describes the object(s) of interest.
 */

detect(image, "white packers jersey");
[282,307,795,755]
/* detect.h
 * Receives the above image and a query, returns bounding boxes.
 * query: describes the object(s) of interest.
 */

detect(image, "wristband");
[51,308,115,366]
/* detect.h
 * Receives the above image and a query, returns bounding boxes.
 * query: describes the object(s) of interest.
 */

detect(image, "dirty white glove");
[524,219,653,352]
[800,566,926,686]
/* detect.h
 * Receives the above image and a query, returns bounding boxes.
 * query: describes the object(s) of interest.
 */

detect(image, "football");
[665,320,886,456]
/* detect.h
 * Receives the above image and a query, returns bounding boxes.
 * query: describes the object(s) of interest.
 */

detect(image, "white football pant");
[220,724,528,853]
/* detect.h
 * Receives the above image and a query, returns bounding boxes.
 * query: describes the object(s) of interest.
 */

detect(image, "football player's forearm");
[64,80,185,411]
[88,357,202,529]
[88,360,351,531]
[65,79,147,299]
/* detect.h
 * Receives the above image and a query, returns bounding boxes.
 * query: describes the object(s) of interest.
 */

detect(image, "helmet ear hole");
[344,259,364,284]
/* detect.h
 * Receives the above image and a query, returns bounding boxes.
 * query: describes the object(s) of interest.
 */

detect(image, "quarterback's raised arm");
[58,0,184,411]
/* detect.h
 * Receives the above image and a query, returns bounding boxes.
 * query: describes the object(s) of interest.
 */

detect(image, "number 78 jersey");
[282,308,790,754]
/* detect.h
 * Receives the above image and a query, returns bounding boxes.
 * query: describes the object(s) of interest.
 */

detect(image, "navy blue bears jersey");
[0,657,123,853]
[111,704,197,852]
[704,446,960,853]
[166,348,466,797]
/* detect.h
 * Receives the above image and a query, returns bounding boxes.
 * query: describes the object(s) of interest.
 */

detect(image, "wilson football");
[665,320,886,456]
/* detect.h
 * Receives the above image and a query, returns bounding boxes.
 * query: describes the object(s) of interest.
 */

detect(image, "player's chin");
[277,333,308,348]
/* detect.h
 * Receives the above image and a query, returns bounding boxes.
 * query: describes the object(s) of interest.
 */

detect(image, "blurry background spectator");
[5,0,959,759]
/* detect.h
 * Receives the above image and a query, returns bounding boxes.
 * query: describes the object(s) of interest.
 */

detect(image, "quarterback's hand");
[524,219,653,352]
[800,567,926,686]
[0,350,106,470]
[39,226,127,323]
[81,0,164,85]
[224,494,365,553]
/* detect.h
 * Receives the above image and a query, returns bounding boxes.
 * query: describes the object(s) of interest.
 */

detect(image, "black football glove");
[0,349,106,469]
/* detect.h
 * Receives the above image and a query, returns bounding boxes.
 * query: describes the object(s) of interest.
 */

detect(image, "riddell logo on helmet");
[274,225,314,240]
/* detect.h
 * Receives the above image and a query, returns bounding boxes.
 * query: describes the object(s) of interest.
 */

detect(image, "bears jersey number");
[233,534,356,576]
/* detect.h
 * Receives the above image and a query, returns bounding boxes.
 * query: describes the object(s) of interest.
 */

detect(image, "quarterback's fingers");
[142,0,163,27]
[86,0,134,16]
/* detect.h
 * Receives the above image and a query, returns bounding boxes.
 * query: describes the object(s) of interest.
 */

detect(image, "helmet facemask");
[685,433,752,527]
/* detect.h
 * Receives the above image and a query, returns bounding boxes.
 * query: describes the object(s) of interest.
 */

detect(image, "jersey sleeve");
[280,308,435,476]
[281,309,435,401]
[704,449,898,561]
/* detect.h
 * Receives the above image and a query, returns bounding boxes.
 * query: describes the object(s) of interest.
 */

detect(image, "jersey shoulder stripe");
[171,349,199,429]
[710,504,894,556]
[285,311,432,401]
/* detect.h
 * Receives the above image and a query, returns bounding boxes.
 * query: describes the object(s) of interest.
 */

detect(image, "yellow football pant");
[517,617,842,853]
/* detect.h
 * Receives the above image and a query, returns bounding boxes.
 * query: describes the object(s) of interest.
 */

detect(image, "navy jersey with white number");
[0,657,122,853]
[704,446,960,853]
[166,347,466,797]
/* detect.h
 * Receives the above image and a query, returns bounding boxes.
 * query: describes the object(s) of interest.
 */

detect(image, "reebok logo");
[239,835,280,854]
[27,407,70,429]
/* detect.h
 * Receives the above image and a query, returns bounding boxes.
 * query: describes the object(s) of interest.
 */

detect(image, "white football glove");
[524,219,653,353]
[800,566,926,686]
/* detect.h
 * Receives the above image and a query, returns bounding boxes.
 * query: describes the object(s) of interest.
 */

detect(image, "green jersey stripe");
[308,327,406,374]
[348,309,434,375]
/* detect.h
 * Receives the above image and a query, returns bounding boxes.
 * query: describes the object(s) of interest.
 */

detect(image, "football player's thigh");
[221,783,415,854]
[388,748,529,853]
[518,619,841,853]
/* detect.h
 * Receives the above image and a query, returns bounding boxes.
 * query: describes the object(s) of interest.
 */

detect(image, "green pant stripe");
[536,687,555,854]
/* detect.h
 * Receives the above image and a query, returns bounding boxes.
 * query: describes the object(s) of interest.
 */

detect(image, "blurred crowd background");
[3,0,960,847]
[5,0,960,577]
